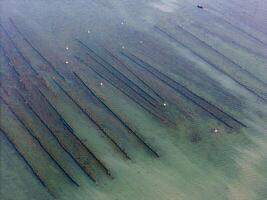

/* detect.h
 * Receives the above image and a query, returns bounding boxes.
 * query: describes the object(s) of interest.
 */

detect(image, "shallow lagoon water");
[0,0,267,200]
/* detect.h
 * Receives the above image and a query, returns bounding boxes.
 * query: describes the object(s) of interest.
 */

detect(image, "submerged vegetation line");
[0,45,20,77]
[0,128,53,196]
[0,23,39,75]
[16,90,99,183]
[75,39,160,108]
[175,24,267,88]
[0,93,80,187]
[154,25,267,103]
[8,18,65,80]
[38,86,131,160]
[53,79,113,178]
[207,9,267,47]
[73,71,160,158]
[193,23,267,59]
[74,55,171,124]
[7,72,98,182]
[122,52,247,129]
[102,47,165,102]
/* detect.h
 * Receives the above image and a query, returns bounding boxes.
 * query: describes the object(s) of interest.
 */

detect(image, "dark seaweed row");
[74,55,172,124]
[15,88,99,182]
[175,24,267,88]
[0,23,38,75]
[82,58,159,113]
[8,18,65,80]
[154,26,267,103]
[121,51,247,129]
[38,87,131,160]
[0,94,79,187]
[193,23,267,59]
[75,39,160,108]
[5,45,99,183]
[53,79,113,178]
[0,43,49,94]
[2,26,119,181]
[73,72,159,157]
[207,9,267,47]
[0,128,54,197]
[122,51,244,128]
[39,86,126,162]
[102,47,165,102]
[0,45,20,77]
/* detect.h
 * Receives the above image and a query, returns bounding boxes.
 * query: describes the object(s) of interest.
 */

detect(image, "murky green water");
[1,0,267,200]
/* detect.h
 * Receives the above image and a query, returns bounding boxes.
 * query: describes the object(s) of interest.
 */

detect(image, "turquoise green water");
[1,0,267,200]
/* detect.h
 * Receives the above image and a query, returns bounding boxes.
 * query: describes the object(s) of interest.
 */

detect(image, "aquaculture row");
[153,24,267,103]
[1,20,112,195]
[121,51,246,129]
[0,18,164,195]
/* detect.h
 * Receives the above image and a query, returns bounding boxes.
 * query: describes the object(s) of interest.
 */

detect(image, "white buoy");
[100,82,103,86]
[87,30,91,34]
[163,102,167,107]
[66,46,69,50]
[122,46,125,49]
[65,61,69,64]
[214,128,218,133]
